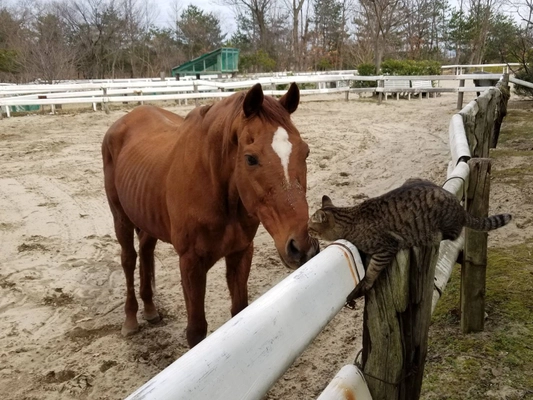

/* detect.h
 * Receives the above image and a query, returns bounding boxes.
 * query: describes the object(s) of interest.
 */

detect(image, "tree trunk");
[374,36,383,73]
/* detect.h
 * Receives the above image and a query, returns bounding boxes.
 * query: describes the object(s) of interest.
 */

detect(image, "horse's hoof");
[145,313,161,324]
[121,323,139,337]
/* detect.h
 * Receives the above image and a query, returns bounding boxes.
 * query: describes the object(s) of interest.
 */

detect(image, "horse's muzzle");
[282,236,320,269]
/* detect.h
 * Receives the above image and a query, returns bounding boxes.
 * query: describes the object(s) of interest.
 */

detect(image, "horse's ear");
[279,82,299,114]
[243,83,264,117]
[322,195,334,208]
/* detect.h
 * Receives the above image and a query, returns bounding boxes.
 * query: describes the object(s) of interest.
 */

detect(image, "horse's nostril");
[286,238,301,260]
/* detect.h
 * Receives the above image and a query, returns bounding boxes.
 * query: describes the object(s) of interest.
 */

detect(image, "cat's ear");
[311,210,327,223]
[322,195,334,208]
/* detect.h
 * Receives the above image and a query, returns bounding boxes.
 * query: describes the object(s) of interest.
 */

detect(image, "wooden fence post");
[194,82,199,107]
[345,81,350,101]
[458,83,506,333]
[377,79,384,105]
[460,91,496,158]
[102,87,110,115]
[461,158,491,333]
[456,79,465,110]
[362,245,439,399]
[492,74,510,148]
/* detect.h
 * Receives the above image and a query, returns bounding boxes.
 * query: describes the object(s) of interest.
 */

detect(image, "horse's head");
[233,83,320,269]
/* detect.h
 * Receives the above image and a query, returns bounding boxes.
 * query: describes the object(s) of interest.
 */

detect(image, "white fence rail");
[441,63,520,74]
[125,240,370,400]
[510,76,533,89]
[0,73,504,117]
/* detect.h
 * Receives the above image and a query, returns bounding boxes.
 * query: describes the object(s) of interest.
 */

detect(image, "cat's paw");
[345,280,371,308]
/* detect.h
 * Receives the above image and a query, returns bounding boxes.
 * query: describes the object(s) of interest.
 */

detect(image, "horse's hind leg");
[137,230,160,324]
[111,214,139,336]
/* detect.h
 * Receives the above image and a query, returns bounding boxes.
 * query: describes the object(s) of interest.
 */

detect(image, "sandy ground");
[0,89,525,399]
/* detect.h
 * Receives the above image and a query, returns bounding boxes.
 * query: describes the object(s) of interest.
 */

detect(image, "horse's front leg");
[225,243,253,317]
[179,253,210,348]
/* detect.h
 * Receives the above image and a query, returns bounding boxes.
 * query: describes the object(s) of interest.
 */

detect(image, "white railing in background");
[0,73,504,118]
[510,76,533,89]
[125,240,370,400]
[441,63,520,74]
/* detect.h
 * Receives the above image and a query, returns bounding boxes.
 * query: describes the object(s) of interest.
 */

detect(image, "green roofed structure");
[171,47,240,77]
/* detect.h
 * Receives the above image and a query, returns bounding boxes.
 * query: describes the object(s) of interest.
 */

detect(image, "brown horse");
[102,83,319,347]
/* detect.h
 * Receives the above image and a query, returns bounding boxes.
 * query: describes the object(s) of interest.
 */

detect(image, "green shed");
[171,47,240,77]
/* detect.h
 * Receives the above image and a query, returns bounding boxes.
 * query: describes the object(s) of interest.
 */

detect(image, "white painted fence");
[0,72,503,117]
[441,63,520,74]
[317,364,373,399]
[510,75,533,90]
[125,240,370,400]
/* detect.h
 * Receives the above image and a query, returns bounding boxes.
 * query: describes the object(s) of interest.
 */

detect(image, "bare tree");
[402,0,433,58]
[121,0,158,77]
[0,1,34,81]
[27,8,77,82]
[355,0,403,71]
[467,0,499,63]
[176,4,225,59]
[281,0,307,69]
[222,0,274,51]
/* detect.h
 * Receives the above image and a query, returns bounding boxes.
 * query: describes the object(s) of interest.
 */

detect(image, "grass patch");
[491,109,533,195]
[423,242,533,399]
[492,164,533,186]
[497,109,533,149]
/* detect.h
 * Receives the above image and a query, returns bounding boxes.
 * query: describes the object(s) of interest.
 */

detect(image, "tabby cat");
[308,178,512,305]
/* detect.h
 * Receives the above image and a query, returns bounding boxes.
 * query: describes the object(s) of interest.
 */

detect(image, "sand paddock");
[0,91,523,399]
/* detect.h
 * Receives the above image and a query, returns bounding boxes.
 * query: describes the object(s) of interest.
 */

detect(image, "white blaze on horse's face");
[271,127,292,184]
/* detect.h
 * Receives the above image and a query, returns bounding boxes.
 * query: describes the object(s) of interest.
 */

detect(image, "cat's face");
[308,195,341,241]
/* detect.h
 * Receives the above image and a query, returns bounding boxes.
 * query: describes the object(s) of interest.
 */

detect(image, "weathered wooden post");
[362,245,439,399]
[459,89,496,333]
[345,81,350,101]
[492,74,510,148]
[102,87,110,114]
[461,158,491,332]
[194,82,199,107]
[456,79,465,110]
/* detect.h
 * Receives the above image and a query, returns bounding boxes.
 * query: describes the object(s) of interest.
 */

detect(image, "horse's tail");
[465,213,512,231]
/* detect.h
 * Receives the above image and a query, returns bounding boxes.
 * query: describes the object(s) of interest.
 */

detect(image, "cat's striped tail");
[465,213,512,231]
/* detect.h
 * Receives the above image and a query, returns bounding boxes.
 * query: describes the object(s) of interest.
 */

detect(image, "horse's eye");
[245,155,258,166]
